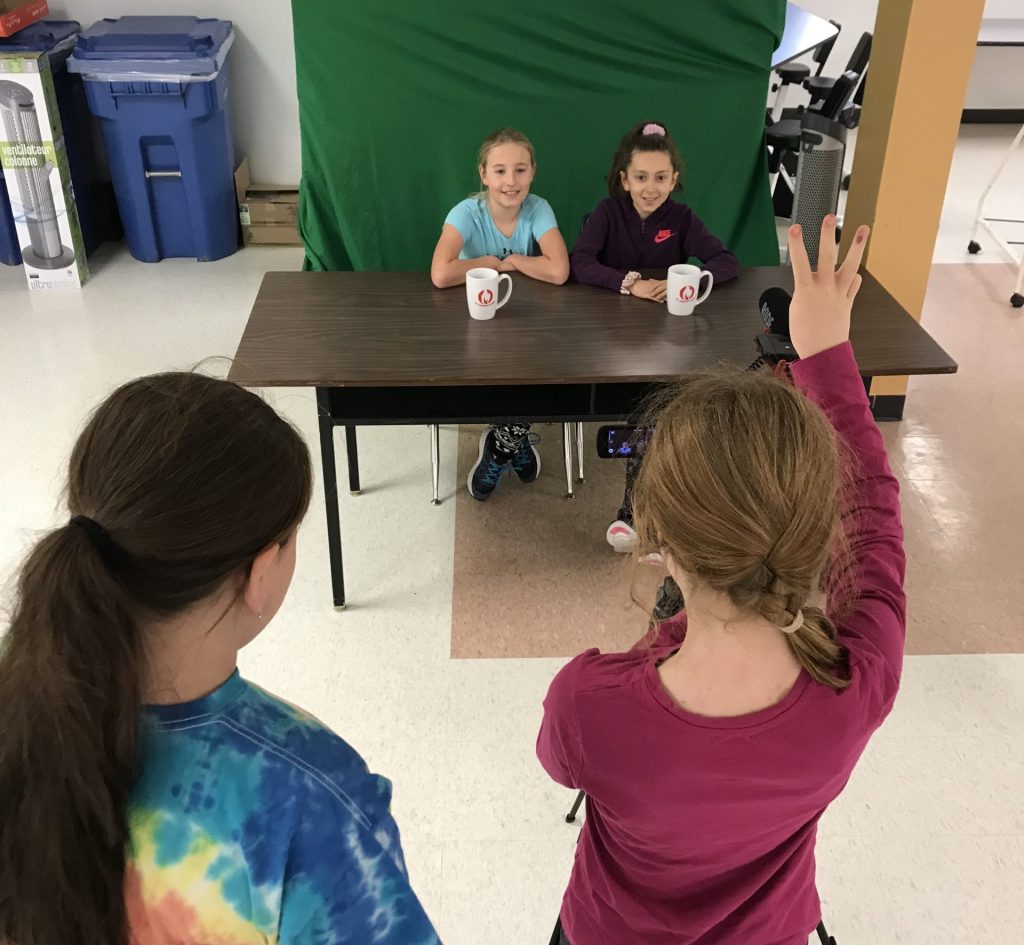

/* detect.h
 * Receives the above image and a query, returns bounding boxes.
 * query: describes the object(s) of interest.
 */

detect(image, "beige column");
[841,0,986,397]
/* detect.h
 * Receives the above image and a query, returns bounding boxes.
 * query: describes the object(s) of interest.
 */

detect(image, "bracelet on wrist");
[620,271,641,295]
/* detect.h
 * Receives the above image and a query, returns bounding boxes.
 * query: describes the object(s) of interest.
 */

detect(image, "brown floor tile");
[450,423,665,659]
[451,265,1024,658]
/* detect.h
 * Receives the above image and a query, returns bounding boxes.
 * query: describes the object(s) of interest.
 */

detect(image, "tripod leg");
[566,790,585,823]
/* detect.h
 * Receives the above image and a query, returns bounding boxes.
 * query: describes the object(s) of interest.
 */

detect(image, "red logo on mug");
[478,289,494,305]
[680,285,696,302]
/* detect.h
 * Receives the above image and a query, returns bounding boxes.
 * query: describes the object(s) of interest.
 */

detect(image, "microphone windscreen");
[758,287,793,338]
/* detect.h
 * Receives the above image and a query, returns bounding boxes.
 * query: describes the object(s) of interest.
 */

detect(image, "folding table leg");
[429,424,441,505]
[316,389,346,609]
[576,422,585,483]
[345,426,360,495]
[563,422,574,499]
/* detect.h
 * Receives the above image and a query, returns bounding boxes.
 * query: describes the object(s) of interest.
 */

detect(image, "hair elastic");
[780,610,805,634]
[70,514,106,540]
[69,515,121,557]
[642,123,666,137]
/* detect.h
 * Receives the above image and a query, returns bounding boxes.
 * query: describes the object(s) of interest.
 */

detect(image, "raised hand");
[787,216,870,360]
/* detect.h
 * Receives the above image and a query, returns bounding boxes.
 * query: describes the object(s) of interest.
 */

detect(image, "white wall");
[47,1,301,183]
[43,2,1022,185]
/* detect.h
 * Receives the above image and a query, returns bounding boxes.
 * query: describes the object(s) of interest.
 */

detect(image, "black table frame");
[315,375,873,608]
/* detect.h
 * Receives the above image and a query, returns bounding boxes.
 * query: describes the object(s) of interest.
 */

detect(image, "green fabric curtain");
[293,1,785,272]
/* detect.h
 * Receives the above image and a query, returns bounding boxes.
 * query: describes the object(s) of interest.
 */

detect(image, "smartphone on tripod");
[596,424,648,458]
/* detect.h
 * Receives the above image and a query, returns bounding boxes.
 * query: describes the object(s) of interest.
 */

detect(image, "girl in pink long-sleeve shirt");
[538,218,905,945]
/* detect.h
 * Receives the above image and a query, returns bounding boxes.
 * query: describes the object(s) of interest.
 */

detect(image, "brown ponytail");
[0,373,312,945]
[632,368,853,690]
[732,563,851,690]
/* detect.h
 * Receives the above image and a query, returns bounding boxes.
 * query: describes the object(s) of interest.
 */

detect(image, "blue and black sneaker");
[510,431,542,484]
[468,430,510,501]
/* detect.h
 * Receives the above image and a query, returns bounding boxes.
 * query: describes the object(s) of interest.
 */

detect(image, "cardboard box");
[233,157,301,245]
[242,223,303,246]
[0,49,88,288]
[0,0,48,38]
[233,156,250,205]
[242,188,298,226]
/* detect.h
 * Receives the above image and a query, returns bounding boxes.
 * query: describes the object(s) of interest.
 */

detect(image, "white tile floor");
[2,124,1023,944]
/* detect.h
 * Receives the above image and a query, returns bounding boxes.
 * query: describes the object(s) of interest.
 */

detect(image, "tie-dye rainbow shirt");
[126,670,441,944]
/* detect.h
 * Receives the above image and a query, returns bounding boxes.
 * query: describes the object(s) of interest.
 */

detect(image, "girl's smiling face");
[621,149,678,218]
[480,143,535,212]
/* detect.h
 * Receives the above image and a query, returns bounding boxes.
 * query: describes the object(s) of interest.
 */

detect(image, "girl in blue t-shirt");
[431,127,570,500]
[0,374,441,945]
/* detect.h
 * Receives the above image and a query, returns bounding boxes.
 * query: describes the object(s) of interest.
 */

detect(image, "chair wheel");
[1012,293,1024,308]
[967,240,981,254]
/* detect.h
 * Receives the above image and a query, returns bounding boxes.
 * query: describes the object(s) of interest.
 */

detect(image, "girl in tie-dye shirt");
[0,373,440,945]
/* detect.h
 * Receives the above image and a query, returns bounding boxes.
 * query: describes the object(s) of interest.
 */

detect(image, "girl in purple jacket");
[572,120,740,554]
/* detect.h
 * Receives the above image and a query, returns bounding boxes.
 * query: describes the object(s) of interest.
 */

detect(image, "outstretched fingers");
[817,214,839,274]
[838,224,870,292]
[788,224,812,286]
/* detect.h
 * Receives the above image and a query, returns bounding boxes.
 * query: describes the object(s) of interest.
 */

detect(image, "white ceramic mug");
[466,267,512,320]
[667,264,713,316]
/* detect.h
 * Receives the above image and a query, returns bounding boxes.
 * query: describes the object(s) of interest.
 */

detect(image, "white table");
[772,3,840,68]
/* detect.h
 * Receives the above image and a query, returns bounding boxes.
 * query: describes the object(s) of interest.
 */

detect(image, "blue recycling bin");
[68,16,237,262]
[0,20,113,266]
[0,169,18,266]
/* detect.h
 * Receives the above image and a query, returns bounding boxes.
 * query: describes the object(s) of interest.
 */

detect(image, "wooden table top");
[228,268,957,388]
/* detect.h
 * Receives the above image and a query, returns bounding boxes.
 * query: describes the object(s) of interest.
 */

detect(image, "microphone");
[753,287,798,367]
[758,287,792,338]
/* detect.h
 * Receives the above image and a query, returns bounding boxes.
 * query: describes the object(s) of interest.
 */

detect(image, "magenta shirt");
[537,342,906,945]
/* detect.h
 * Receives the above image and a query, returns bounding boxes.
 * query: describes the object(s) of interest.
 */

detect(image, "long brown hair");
[0,373,312,945]
[633,369,853,689]
[606,119,685,198]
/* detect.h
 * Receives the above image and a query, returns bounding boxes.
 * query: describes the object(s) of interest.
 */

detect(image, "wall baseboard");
[962,108,1024,124]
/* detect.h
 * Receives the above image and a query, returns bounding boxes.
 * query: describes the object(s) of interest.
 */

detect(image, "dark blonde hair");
[471,128,536,201]
[633,369,852,690]
[607,119,685,198]
[478,127,536,172]
[0,373,312,945]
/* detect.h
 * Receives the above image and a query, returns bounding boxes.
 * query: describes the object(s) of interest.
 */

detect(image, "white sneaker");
[606,519,638,553]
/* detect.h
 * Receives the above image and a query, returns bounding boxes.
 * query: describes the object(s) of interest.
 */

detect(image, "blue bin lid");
[70,16,232,76]
[0,20,81,52]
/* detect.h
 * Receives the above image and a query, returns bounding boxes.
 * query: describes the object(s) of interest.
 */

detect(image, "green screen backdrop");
[292,1,785,272]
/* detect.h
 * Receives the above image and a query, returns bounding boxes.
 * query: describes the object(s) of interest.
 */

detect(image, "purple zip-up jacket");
[571,196,740,291]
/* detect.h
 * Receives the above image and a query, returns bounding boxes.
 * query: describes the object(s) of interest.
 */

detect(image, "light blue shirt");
[444,194,559,260]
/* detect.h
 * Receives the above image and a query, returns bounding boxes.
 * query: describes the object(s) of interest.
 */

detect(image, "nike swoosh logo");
[654,231,674,244]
